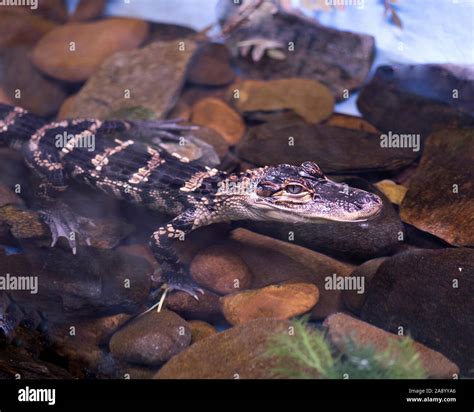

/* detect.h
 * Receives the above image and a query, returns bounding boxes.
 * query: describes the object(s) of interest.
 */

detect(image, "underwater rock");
[0,247,152,320]
[324,113,379,133]
[31,0,68,22]
[191,97,245,145]
[374,179,407,206]
[62,39,197,119]
[222,228,353,319]
[0,205,49,241]
[46,313,130,376]
[0,184,24,208]
[32,18,149,82]
[190,244,252,295]
[342,257,387,315]
[0,46,67,117]
[189,320,217,343]
[242,177,404,261]
[109,310,191,366]
[166,290,223,323]
[188,43,235,86]
[357,64,474,141]
[0,345,73,379]
[236,116,418,173]
[229,78,334,124]
[220,283,319,326]
[360,248,474,376]
[324,313,459,379]
[146,22,197,45]
[221,3,374,99]
[154,318,289,379]
[400,128,474,246]
[0,9,57,50]
[69,0,106,22]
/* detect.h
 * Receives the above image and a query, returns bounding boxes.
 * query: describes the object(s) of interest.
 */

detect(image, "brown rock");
[47,313,131,374]
[0,345,73,379]
[0,46,67,117]
[229,78,334,124]
[324,313,459,379]
[360,248,474,376]
[32,18,149,82]
[223,6,374,99]
[0,9,57,50]
[357,64,474,141]
[190,244,252,295]
[0,205,48,240]
[325,113,379,133]
[33,0,68,22]
[0,184,24,208]
[188,43,235,86]
[400,128,474,246]
[146,22,197,44]
[174,223,230,266]
[374,179,407,205]
[69,0,106,21]
[180,85,228,107]
[342,257,387,315]
[167,100,191,121]
[154,318,289,378]
[224,228,353,319]
[0,247,152,319]
[189,320,217,343]
[191,98,245,145]
[61,39,197,119]
[0,87,12,105]
[189,126,230,160]
[236,115,417,173]
[109,310,191,366]
[56,94,78,120]
[166,290,223,323]
[221,283,319,326]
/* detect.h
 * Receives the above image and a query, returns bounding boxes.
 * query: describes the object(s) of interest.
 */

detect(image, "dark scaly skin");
[0,104,383,301]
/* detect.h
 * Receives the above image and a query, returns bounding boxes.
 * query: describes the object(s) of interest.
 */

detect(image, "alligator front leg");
[149,208,211,310]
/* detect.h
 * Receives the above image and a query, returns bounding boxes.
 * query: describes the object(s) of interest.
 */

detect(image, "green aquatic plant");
[265,318,427,379]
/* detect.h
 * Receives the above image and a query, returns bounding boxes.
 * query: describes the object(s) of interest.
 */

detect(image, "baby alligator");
[0,104,382,303]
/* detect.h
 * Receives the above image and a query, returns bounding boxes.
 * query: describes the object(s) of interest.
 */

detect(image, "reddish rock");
[190,244,252,295]
[109,310,191,366]
[324,113,379,133]
[0,46,68,117]
[166,290,223,323]
[342,257,387,315]
[221,283,319,326]
[400,128,474,246]
[188,43,235,86]
[0,10,57,50]
[324,313,460,379]
[69,0,106,21]
[229,78,334,124]
[191,97,245,145]
[224,228,353,319]
[154,318,289,378]
[32,18,149,82]
[189,320,217,343]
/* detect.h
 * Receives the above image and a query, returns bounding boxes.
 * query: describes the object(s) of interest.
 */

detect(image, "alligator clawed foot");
[39,202,93,255]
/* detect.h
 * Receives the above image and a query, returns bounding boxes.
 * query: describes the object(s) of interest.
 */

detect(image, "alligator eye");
[285,185,304,194]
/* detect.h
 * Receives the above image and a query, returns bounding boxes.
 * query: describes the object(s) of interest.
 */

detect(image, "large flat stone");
[360,248,474,376]
[400,128,474,246]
